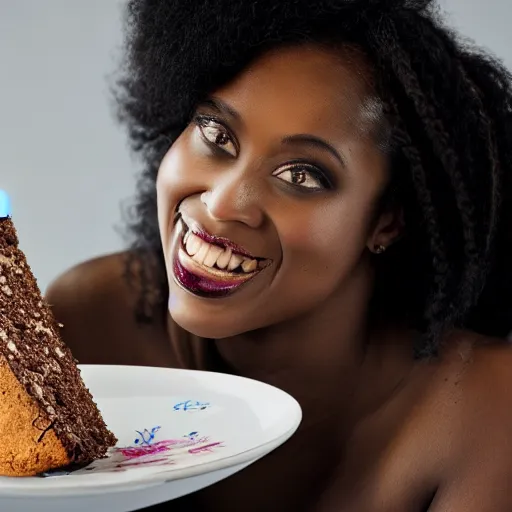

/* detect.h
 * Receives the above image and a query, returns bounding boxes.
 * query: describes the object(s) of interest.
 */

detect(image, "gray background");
[1,0,511,292]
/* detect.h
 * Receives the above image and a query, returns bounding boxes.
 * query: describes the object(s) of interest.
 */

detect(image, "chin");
[167,286,250,339]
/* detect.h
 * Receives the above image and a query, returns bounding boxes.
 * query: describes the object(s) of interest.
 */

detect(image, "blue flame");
[0,190,11,218]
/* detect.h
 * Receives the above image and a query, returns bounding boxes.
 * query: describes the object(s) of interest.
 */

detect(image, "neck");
[215,262,382,418]
[216,256,370,370]
[213,261,413,428]
[215,292,369,387]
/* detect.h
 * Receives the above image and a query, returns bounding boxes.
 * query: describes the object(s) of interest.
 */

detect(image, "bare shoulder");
[433,330,512,406]
[419,331,512,510]
[45,251,171,367]
[45,251,137,316]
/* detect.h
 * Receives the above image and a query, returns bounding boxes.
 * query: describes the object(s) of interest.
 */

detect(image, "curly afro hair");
[115,0,512,358]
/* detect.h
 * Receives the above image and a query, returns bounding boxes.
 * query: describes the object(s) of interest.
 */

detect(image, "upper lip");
[180,215,264,261]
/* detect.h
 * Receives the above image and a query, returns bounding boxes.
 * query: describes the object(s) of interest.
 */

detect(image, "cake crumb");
[49,359,61,372]
[32,321,53,336]
[32,383,43,400]
[6,341,18,354]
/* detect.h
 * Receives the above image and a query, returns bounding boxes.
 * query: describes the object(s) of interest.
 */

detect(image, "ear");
[366,206,404,254]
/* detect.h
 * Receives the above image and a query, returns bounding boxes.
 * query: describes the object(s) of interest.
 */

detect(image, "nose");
[200,176,264,229]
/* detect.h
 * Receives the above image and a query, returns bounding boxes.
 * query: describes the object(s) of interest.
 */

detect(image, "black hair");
[115,0,512,358]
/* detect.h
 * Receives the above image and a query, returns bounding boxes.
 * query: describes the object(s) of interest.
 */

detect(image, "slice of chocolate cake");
[0,191,117,476]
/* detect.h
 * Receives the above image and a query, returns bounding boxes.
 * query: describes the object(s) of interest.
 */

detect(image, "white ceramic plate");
[0,364,302,512]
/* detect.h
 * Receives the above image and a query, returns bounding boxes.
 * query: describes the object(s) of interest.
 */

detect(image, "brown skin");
[46,45,512,511]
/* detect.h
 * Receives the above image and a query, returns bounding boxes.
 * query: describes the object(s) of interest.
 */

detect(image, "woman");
[47,0,512,510]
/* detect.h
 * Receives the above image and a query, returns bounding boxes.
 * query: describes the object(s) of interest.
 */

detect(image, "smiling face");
[157,44,398,339]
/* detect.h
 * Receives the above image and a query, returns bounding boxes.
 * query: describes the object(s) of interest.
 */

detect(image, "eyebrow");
[281,134,346,167]
[200,97,241,122]
[200,97,346,167]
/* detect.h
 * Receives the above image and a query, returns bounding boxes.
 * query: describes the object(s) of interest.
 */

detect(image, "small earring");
[374,244,386,254]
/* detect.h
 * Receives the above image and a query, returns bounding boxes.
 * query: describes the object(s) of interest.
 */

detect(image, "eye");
[273,163,332,191]
[194,115,237,157]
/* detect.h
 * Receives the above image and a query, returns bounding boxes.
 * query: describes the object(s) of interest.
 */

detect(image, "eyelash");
[278,162,334,192]
[192,114,334,192]
[193,114,237,155]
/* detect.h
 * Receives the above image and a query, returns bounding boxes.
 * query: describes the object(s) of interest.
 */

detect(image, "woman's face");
[157,44,395,339]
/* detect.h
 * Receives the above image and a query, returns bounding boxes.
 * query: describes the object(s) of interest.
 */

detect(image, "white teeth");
[193,243,210,265]
[183,229,262,273]
[241,259,258,273]
[216,247,232,269]
[227,254,244,271]
[203,245,223,267]
[186,233,202,256]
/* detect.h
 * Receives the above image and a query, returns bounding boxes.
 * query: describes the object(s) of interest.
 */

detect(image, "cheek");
[277,197,372,271]
[156,131,203,229]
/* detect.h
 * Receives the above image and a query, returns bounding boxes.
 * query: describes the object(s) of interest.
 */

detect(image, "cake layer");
[0,355,71,476]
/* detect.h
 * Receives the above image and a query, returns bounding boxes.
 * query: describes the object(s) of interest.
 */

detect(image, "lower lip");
[173,249,258,299]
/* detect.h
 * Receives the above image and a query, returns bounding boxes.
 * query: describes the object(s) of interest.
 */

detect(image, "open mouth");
[172,219,271,298]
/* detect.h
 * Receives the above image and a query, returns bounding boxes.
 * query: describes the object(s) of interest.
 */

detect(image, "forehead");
[213,44,383,141]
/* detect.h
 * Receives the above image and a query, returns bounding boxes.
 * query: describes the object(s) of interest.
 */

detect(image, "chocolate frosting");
[0,218,117,466]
